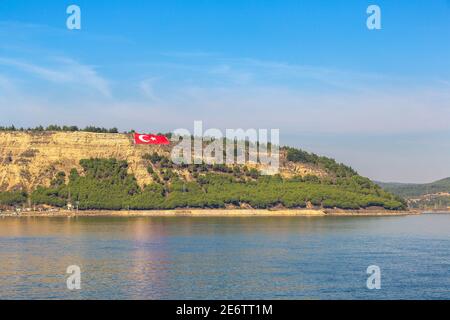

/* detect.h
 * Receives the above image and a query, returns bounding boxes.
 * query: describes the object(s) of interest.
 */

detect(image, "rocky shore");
[0,208,419,218]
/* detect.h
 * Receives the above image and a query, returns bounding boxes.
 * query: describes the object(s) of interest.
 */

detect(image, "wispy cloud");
[0,57,111,97]
[0,74,15,92]
[136,55,403,92]
[139,78,161,102]
[161,51,220,58]
[208,65,253,85]
[2,52,449,135]
[231,58,389,90]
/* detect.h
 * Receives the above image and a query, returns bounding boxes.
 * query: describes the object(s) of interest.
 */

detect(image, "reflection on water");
[0,214,450,299]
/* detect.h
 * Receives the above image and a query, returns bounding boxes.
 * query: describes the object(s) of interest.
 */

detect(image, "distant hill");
[376,178,450,198]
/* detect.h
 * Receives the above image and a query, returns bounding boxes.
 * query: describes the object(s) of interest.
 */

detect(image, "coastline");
[1,208,420,218]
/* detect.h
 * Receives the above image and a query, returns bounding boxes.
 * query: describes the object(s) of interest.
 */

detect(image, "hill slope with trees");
[0,129,406,211]
[376,178,450,210]
[376,178,450,198]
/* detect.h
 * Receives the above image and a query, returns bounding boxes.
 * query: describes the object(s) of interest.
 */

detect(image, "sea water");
[0,214,449,299]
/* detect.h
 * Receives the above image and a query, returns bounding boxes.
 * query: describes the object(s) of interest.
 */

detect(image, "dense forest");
[1,148,406,211]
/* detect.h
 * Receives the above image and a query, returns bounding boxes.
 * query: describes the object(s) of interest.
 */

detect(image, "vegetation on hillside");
[0,126,407,211]
[408,195,450,210]
[285,147,357,178]
[18,155,405,211]
[0,191,28,206]
[0,125,120,134]
[376,178,450,198]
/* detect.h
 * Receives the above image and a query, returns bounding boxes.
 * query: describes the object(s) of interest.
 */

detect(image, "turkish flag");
[134,133,170,145]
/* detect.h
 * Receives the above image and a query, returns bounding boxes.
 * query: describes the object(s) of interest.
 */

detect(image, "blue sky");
[0,0,449,182]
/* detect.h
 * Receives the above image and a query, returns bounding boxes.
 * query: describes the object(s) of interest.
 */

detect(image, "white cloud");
[208,65,253,85]
[1,54,449,135]
[139,78,161,102]
[0,74,15,93]
[0,57,111,97]
[131,84,450,135]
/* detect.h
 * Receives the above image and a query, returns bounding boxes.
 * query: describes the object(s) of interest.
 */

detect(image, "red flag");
[134,133,170,145]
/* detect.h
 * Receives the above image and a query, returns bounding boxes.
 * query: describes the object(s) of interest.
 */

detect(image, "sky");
[0,0,449,183]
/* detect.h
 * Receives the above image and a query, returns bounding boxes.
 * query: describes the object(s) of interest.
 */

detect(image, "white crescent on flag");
[138,134,151,143]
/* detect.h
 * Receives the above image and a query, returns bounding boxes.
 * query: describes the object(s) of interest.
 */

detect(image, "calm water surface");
[0,214,449,299]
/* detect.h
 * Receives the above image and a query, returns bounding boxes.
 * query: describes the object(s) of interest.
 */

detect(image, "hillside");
[0,131,331,192]
[0,131,158,191]
[376,178,450,210]
[376,178,450,198]
[0,130,406,211]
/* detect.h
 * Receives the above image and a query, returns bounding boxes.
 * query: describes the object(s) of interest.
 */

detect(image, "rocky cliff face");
[0,131,164,191]
[0,131,325,191]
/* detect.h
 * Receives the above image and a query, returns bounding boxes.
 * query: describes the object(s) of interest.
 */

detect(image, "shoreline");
[0,208,422,218]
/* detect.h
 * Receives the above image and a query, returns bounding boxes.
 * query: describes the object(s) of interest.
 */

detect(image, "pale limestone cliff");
[0,131,167,191]
[0,131,326,191]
